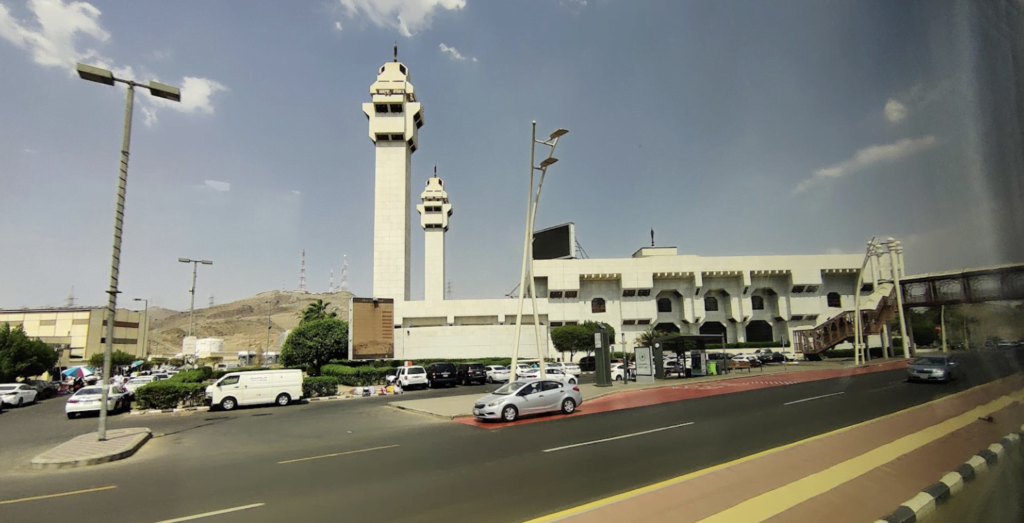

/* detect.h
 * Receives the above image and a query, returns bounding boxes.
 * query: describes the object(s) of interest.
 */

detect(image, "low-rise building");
[0,307,146,367]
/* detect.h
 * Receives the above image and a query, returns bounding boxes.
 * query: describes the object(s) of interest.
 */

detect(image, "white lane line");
[150,503,264,523]
[783,391,845,406]
[543,423,694,453]
[0,485,117,505]
[277,444,399,464]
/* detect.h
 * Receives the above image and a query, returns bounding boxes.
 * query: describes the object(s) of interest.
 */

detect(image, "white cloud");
[334,21,343,31]
[290,189,302,196]
[338,0,465,37]
[795,135,939,194]
[883,99,906,123]
[22,147,38,153]
[439,42,465,61]
[202,180,230,192]
[0,0,226,126]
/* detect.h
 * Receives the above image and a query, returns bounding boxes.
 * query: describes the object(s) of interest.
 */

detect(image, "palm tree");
[300,299,337,324]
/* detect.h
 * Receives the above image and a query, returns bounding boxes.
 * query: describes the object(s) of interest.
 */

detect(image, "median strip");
[277,444,399,464]
[543,422,694,453]
[783,391,845,405]
[0,485,117,505]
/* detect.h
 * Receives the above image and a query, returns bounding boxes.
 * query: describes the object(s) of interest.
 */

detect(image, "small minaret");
[416,166,452,301]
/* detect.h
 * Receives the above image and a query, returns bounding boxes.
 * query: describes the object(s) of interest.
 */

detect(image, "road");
[1,349,1021,523]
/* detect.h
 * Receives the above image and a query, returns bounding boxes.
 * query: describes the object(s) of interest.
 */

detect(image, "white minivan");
[206,370,303,411]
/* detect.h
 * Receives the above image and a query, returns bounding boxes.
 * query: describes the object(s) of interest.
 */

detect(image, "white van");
[206,370,303,411]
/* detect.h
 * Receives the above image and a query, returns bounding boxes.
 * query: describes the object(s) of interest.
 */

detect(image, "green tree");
[0,323,59,381]
[300,299,338,324]
[280,318,349,376]
[88,349,137,369]
[579,321,616,359]
[550,324,594,362]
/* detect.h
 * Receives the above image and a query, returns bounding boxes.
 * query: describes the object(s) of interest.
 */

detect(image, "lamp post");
[510,123,568,382]
[133,298,149,359]
[853,238,877,365]
[76,63,180,441]
[179,258,213,346]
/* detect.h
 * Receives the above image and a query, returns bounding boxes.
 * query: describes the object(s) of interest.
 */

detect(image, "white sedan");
[548,362,582,377]
[519,367,578,384]
[0,383,38,407]
[611,363,636,381]
[65,385,130,419]
[484,365,511,383]
[123,376,156,395]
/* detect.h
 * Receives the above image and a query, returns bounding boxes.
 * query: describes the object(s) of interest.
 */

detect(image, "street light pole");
[76,63,180,442]
[178,258,213,364]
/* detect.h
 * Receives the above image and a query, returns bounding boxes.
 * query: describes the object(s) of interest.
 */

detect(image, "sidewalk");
[389,358,907,421]
[522,373,1024,523]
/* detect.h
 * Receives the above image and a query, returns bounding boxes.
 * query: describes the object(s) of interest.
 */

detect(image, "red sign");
[934,326,942,331]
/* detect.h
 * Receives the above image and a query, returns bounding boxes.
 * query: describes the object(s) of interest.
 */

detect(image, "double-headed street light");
[510,123,568,383]
[179,258,213,343]
[76,63,181,442]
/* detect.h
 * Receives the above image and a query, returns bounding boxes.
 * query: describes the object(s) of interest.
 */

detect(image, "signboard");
[636,347,654,376]
[533,222,576,260]
[594,332,603,349]
[349,297,395,360]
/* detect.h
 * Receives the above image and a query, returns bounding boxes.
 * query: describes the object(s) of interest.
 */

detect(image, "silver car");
[907,355,959,382]
[472,379,583,422]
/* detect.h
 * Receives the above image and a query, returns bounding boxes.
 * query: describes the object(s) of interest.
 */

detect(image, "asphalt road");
[1,349,1021,523]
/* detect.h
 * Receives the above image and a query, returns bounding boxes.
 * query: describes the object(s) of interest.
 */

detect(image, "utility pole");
[265,299,277,365]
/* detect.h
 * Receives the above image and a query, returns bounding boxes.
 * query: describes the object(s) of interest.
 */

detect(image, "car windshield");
[912,357,948,366]
[77,387,103,395]
[493,381,530,395]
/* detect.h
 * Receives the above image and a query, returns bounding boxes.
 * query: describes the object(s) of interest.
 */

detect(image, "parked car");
[426,362,458,388]
[549,362,582,377]
[519,366,578,384]
[578,356,596,372]
[663,360,684,376]
[906,355,959,383]
[123,376,156,395]
[65,385,129,418]
[0,383,38,407]
[24,379,58,400]
[484,365,510,383]
[206,369,303,411]
[756,351,786,364]
[611,363,635,381]
[731,355,762,367]
[456,363,487,385]
[472,379,583,422]
[393,366,428,390]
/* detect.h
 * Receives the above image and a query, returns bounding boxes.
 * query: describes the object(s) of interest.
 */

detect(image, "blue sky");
[0,0,1019,310]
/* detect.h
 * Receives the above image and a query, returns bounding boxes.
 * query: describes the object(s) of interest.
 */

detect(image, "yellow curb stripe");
[697,388,1024,523]
[520,374,1021,523]
[277,444,399,464]
[0,485,117,505]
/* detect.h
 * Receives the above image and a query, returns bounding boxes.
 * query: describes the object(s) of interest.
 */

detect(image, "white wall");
[395,324,554,360]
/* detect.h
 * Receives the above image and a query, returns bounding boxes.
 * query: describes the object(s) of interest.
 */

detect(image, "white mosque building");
[360,53,872,361]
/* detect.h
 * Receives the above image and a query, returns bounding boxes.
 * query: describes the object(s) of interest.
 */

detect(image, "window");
[704,296,719,311]
[565,290,578,299]
[564,321,579,326]
[751,296,764,310]
[623,319,636,325]
[637,319,651,325]
[591,298,606,313]
[657,298,672,313]
[389,103,403,113]
[549,291,563,299]
[542,381,561,391]
[220,376,240,386]
[390,134,404,141]
[791,285,806,293]
[374,103,387,113]
[550,321,563,327]
[805,285,819,293]
[827,292,842,308]
[637,289,651,297]
[623,289,636,297]
[860,283,874,293]
[399,64,407,75]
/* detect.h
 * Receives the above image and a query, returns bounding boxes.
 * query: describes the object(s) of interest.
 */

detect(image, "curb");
[130,406,211,416]
[875,423,1024,523]
[389,403,462,421]
[30,429,152,469]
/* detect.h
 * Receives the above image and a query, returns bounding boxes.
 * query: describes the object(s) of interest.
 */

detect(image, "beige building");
[0,307,147,367]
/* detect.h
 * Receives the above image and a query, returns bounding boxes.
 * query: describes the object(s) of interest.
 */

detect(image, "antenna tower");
[329,266,335,293]
[341,255,349,292]
[65,286,76,307]
[209,295,215,307]
[299,249,307,293]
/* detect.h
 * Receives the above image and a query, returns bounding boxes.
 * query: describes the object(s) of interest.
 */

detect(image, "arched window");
[827,292,842,308]
[657,298,672,313]
[704,296,719,312]
[591,298,606,313]
[751,296,764,310]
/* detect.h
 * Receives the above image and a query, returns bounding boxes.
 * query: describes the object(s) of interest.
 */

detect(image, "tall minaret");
[417,166,453,301]
[363,44,424,303]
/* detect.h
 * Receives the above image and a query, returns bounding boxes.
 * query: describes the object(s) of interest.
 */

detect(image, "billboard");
[532,222,575,260]
[348,297,395,360]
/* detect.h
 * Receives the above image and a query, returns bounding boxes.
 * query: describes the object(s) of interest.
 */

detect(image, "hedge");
[134,381,207,409]
[321,365,391,386]
[211,366,268,380]
[303,376,340,398]
[170,367,214,383]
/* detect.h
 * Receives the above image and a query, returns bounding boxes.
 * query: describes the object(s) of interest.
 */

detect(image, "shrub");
[321,365,390,386]
[170,367,214,383]
[134,381,207,409]
[303,376,340,398]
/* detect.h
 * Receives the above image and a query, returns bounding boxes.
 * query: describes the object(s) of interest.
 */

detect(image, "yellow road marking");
[277,444,399,464]
[521,374,1021,523]
[697,388,1024,523]
[0,485,117,505]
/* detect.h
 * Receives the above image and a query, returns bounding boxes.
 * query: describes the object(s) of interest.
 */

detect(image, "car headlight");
[486,400,504,407]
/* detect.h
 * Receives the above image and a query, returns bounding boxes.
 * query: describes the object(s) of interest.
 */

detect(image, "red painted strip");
[455,360,908,429]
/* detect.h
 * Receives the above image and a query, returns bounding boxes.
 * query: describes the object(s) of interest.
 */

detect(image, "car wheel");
[67,413,76,419]
[486,376,492,384]
[17,397,23,407]
[568,378,577,385]
[220,397,237,411]
[501,405,518,422]
[561,398,576,414]
[614,375,622,381]
[275,393,291,406]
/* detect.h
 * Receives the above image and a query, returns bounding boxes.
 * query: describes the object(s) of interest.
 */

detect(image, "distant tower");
[341,255,349,292]
[446,281,453,300]
[65,286,76,308]
[329,267,335,293]
[209,295,215,307]
[299,249,307,293]
[363,46,423,303]
[417,166,453,301]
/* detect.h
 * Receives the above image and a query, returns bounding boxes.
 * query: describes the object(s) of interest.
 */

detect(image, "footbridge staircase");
[793,283,897,359]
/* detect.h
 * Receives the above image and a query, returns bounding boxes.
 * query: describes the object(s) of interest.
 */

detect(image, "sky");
[1,0,1022,311]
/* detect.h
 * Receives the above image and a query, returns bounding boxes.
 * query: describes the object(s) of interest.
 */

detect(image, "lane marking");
[543,423,694,453]
[277,444,399,464]
[783,392,845,405]
[519,373,1022,523]
[150,503,264,523]
[696,388,1024,523]
[0,485,117,505]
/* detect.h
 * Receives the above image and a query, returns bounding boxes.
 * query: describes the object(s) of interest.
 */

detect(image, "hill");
[146,290,354,356]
